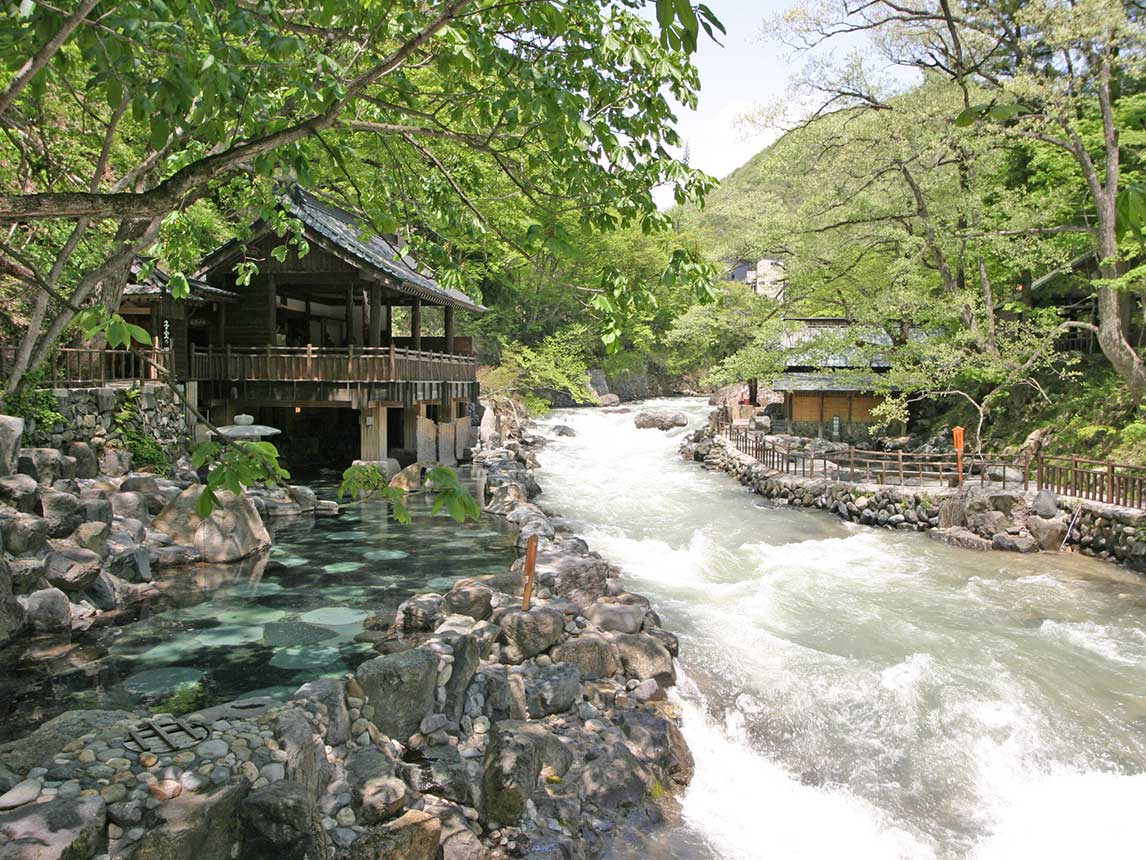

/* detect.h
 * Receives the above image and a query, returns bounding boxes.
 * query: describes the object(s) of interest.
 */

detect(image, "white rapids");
[533,397,1146,860]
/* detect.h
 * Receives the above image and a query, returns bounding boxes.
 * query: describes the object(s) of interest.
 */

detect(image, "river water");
[534,397,1146,860]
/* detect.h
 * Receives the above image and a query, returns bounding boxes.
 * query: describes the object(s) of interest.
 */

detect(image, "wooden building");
[768,318,896,441]
[187,186,486,470]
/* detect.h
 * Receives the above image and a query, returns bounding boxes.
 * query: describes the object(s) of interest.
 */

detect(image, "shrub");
[115,388,172,476]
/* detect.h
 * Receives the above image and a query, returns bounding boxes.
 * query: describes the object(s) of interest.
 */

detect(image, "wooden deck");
[189,344,477,383]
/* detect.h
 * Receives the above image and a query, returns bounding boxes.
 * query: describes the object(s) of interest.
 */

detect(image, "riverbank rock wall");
[0,420,692,860]
[682,429,1146,574]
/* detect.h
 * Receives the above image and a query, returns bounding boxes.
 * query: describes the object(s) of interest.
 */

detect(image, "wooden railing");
[716,419,1146,509]
[189,344,477,384]
[1,346,173,387]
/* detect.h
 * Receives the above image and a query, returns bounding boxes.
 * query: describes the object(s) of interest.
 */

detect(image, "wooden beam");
[384,304,392,346]
[411,298,422,350]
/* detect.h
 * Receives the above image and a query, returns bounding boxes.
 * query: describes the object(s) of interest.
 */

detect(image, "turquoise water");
[0,482,515,741]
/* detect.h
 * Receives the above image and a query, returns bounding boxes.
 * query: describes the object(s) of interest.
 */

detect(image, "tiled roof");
[284,187,486,314]
[770,372,894,392]
[124,259,238,302]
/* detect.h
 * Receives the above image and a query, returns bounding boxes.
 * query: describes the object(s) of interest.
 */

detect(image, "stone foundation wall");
[45,383,192,463]
[684,432,1146,574]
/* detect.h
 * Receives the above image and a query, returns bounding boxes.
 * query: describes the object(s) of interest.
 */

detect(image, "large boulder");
[98,447,131,478]
[0,561,25,646]
[239,780,329,860]
[0,475,37,513]
[440,632,481,722]
[152,486,270,563]
[345,747,404,825]
[613,633,675,687]
[108,491,150,525]
[443,580,493,621]
[992,532,1039,553]
[0,416,23,477]
[523,663,582,717]
[0,795,105,859]
[497,607,564,663]
[0,513,48,556]
[356,648,438,741]
[134,783,247,860]
[633,412,688,432]
[44,546,102,592]
[38,491,84,538]
[481,721,573,826]
[1026,514,1069,551]
[584,602,645,634]
[531,552,610,610]
[616,709,695,786]
[16,448,62,485]
[1032,489,1059,518]
[23,587,71,633]
[349,809,440,860]
[66,442,98,480]
[274,708,332,798]
[550,635,620,679]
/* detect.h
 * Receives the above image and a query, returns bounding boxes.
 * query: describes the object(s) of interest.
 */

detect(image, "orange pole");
[953,426,965,485]
[522,534,538,611]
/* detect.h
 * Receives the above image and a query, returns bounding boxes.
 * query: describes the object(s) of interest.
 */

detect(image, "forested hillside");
[666,1,1146,462]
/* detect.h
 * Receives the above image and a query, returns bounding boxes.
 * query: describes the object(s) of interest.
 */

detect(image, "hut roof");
[199,186,486,314]
[123,259,238,303]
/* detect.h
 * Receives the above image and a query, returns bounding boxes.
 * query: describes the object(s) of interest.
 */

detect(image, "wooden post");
[522,534,538,611]
[1107,461,1115,504]
[384,303,393,346]
[344,285,354,346]
[368,284,382,347]
[444,306,455,353]
[411,299,422,351]
[953,426,965,486]
[898,450,904,484]
[268,274,277,343]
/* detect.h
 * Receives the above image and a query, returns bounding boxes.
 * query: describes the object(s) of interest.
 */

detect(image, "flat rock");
[0,795,105,860]
[0,778,41,811]
[356,648,438,741]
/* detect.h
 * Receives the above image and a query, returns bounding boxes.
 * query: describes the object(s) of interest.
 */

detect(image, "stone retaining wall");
[44,383,192,463]
[683,430,1146,574]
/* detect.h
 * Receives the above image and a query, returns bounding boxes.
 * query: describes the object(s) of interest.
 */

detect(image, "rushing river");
[534,397,1146,860]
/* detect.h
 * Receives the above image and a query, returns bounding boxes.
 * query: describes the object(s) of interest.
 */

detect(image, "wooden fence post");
[1107,461,1115,505]
[522,534,538,611]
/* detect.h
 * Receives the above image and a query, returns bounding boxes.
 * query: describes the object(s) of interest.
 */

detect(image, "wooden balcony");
[2,346,174,388]
[189,344,477,384]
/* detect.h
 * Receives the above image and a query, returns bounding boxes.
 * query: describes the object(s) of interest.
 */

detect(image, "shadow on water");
[0,477,516,742]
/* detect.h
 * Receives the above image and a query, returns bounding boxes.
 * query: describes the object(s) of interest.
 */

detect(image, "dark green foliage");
[115,388,172,476]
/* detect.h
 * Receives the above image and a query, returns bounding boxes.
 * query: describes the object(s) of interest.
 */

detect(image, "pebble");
[108,823,124,841]
[138,752,158,768]
[472,716,491,734]
[148,784,182,807]
[99,784,127,804]
[260,763,285,782]
[173,751,195,766]
[336,806,356,826]
[196,739,229,759]
[77,750,96,764]
[240,762,259,782]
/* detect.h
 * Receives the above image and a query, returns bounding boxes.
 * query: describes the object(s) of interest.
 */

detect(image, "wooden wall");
[790,392,883,423]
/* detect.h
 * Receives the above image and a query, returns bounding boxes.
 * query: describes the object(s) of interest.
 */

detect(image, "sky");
[650,0,815,207]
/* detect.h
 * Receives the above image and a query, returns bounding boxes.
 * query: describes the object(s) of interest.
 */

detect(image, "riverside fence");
[715,420,1146,510]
